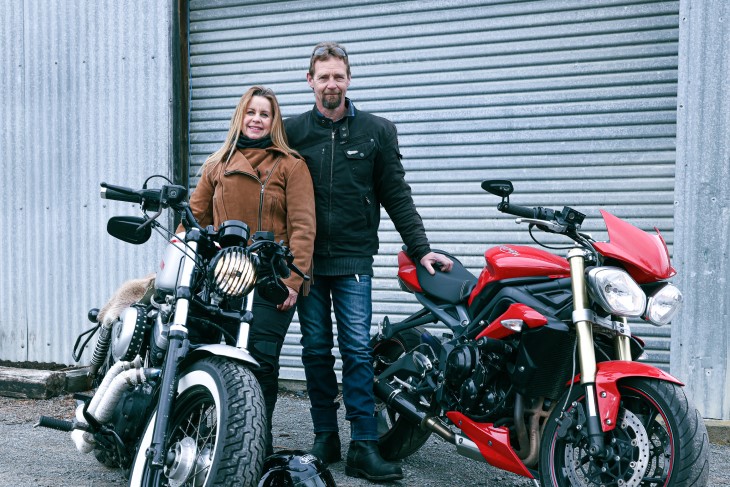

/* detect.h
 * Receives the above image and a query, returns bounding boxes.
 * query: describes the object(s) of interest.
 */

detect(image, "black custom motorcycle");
[38,178,307,486]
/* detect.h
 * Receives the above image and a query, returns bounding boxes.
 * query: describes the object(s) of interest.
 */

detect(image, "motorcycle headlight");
[209,246,256,298]
[587,267,646,317]
[644,283,682,326]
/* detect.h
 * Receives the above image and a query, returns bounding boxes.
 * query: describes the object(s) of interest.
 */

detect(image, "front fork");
[146,233,199,476]
[568,247,628,458]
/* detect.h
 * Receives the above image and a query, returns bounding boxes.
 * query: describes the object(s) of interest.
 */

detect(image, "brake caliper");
[556,401,587,444]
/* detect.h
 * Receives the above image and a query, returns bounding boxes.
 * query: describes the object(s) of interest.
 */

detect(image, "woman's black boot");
[310,431,342,464]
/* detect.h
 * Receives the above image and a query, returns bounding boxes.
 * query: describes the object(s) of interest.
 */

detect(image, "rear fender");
[594,361,683,432]
[179,344,259,370]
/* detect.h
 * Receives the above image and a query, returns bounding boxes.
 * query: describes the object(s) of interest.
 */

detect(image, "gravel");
[1,391,728,486]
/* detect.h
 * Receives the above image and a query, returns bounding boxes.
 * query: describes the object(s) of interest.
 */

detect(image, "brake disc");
[563,408,650,487]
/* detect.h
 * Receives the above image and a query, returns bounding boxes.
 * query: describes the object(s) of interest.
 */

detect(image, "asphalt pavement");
[0,391,728,486]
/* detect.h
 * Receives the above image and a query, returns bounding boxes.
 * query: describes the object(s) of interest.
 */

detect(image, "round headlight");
[587,267,647,317]
[644,283,682,326]
[209,247,256,298]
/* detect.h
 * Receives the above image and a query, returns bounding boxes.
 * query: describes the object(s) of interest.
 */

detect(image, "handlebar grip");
[498,202,536,219]
[37,415,75,432]
[100,183,141,203]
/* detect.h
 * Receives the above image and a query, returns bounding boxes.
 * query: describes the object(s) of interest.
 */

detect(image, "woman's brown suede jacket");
[185,146,316,292]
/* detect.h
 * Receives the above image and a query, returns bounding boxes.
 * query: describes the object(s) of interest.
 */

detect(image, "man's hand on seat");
[420,252,454,275]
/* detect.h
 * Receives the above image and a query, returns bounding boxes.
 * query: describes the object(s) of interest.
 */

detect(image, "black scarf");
[236,133,273,150]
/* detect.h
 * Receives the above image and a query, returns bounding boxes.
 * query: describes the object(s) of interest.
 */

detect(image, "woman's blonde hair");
[201,86,297,172]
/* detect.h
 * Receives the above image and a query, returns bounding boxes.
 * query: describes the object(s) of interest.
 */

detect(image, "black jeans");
[248,288,296,454]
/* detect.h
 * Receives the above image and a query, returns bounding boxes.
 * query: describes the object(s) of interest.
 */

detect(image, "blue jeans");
[297,274,378,441]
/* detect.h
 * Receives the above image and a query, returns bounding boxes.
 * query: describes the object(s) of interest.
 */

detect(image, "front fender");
[595,361,683,432]
[180,344,259,370]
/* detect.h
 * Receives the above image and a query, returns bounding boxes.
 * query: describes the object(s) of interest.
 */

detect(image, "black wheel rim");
[549,386,674,487]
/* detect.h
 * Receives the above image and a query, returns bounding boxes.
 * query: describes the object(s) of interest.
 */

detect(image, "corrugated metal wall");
[188,0,679,379]
[671,0,730,419]
[0,1,173,365]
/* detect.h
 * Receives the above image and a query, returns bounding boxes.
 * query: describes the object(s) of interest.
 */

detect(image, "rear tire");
[539,378,709,486]
[371,327,434,461]
[128,357,266,486]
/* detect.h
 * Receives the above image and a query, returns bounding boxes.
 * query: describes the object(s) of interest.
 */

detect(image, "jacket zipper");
[224,156,282,233]
[258,156,283,231]
[327,128,335,256]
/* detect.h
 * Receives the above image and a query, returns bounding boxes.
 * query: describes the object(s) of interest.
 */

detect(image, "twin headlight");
[587,267,682,326]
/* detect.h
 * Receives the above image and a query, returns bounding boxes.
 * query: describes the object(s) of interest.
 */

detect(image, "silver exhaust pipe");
[375,377,488,463]
[71,357,160,454]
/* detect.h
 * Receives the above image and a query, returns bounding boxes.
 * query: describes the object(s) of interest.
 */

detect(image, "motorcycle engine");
[110,304,148,363]
[444,342,509,418]
[94,384,155,468]
[445,344,477,385]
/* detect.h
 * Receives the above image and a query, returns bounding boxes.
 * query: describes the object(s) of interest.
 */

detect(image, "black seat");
[413,249,477,304]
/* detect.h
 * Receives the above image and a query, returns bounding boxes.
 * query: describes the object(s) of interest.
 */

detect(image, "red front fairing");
[592,210,676,283]
[468,246,570,305]
[446,412,534,478]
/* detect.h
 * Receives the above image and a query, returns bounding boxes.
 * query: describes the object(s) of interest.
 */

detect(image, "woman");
[183,86,315,455]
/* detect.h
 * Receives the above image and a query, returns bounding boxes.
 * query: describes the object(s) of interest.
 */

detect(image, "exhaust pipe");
[374,378,486,462]
[92,367,160,423]
[71,357,160,454]
[87,356,143,414]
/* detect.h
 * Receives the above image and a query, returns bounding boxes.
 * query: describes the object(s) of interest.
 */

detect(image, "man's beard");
[322,92,342,109]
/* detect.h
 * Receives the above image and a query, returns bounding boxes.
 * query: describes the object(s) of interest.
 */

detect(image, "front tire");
[539,378,709,487]
[128,357,266,486]
[371,327,434,461]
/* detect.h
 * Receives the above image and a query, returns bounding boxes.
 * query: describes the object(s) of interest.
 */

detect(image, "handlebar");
[497,202,555,221]
[101,179,310,283]
[100,183,142,204]
[100,182,187,211]
[249,237,310,282]
[493,194,585,236]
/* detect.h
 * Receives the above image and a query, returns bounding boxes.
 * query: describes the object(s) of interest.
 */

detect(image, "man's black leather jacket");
[285,100,431,272]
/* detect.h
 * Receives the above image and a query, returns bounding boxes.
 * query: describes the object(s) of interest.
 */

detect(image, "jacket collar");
[224,146,287,175]
[311,98,356,140]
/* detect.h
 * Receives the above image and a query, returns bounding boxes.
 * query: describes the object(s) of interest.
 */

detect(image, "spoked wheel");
[539,378,709,487]
[128,357,266,486]
[371,327,435,461]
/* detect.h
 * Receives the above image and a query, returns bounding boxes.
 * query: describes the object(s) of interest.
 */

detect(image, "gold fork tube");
[615,317,632,361]
[568,248,597,384]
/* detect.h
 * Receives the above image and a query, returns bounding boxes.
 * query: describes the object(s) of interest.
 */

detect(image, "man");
[285,42,452,482]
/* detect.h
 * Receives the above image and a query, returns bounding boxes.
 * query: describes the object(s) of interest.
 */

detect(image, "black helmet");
[258,450,337,487]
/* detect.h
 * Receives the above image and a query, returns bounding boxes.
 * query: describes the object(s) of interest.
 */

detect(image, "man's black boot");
[310,431,342,464]
[345,440,403,482]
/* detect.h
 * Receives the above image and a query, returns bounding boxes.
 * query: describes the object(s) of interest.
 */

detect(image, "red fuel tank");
[468,245,570,305]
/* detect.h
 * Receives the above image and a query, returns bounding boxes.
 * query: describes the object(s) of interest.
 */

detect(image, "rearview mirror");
[481,180,514,198]
[107,216,152,245]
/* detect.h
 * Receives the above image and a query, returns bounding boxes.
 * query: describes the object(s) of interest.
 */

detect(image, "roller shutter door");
[188,0,679,378]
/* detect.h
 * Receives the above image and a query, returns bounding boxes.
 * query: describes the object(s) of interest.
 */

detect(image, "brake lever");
[288,261,310,281]
[134,213,161,233]
[515,217,566,233]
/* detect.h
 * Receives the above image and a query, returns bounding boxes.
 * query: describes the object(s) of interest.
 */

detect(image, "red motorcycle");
[371,180,708,486]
